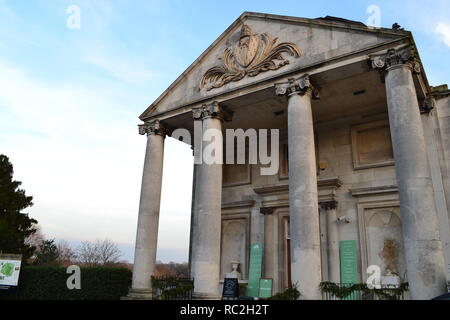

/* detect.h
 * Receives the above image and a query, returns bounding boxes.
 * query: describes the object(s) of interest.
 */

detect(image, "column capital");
[192,101,233,122]
[370,46,421,74]
[260,207,275,215]
[320,200,338,211]
[138,120,170,137]
[420,97,435,114]
[275,74,320,99]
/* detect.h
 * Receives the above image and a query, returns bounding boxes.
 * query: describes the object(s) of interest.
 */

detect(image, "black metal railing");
[321,282,407,300]
[151,276,194,300]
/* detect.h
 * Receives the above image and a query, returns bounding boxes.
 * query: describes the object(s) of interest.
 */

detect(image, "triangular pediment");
[140,12,409,120]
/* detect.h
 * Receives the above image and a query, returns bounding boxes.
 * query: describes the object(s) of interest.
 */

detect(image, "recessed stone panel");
[223,164,251,187]
[365,208,407,281]
[220,219,247,280]
[351,120,394,170]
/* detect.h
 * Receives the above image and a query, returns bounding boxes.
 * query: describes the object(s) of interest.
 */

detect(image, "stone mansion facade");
[127,12,450,300]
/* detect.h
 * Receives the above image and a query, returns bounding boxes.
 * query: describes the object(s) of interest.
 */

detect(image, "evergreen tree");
[34,239,59,265]
[0,155,37,261]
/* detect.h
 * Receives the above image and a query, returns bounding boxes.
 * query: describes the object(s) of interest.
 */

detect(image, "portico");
[128,12,450,300]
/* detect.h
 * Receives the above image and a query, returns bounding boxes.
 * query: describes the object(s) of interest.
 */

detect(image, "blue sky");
[1,0,449,262]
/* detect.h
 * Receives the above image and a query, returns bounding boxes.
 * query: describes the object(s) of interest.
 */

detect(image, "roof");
[139,11,411,120]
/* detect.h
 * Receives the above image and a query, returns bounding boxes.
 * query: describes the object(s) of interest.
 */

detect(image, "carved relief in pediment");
[200,25,301,91]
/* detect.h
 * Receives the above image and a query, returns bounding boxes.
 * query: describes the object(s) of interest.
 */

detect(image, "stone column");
[128,120,168,299]
[188,163,199,279]
[190,102,230,299]
[189,117,203,280]
[276,75,322,299]
[321,201,340,283]
[372,47,447,299]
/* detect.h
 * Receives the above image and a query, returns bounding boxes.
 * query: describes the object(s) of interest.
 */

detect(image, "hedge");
[0,266,132,300]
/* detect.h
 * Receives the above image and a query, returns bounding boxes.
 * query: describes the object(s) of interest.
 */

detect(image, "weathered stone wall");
[435,95,450,224]
[316,115,399,284]
[433,94,450,278]
[220,110,406,289]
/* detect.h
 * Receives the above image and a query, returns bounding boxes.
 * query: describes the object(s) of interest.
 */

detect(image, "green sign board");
[339,240,358,300]
[247,243,264,297]
[340,240,358,284]
[259,278,273,298]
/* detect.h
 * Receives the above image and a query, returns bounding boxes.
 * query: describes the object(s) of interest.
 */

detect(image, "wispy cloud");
[85,52,157,84]
[0,58,142,240]
[0,57,193,257]
[0,0,194,262]
[0,0,14,17]
[435,22,450,47]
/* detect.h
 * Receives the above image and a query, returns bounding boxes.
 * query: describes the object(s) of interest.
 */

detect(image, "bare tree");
[155,261,189,278]
[56,240,76,266]
[76,239,121,267]
[24,223,45,251]
[24,223,45,263]
[76,241,100,267]
[97,239,121,266]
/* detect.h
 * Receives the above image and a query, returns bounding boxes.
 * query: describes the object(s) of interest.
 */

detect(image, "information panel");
[259,278,273,298]
[247,243,264,297]
[0,254,22,287]
[222,278,239,299]
[339,240,358,284]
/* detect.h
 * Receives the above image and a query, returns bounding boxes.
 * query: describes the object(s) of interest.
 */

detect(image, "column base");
[121,288,153,300]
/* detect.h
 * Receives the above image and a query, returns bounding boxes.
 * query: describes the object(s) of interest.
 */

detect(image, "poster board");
[247,243,264,297]
[339,240,358,284]
[258,278,273,298]
[339,240,358,300]
[0,254,22,288]
[222,278,239,299]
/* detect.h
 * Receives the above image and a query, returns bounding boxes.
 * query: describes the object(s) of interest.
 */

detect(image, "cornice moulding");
[349,185,398,197]
[221,200,255,209]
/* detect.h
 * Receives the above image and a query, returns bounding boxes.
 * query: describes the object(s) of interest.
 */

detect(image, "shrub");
[319,281,408,300]
[0,266,131,300]
[151,276,193,300]
[239,283,248,296]
[268,283,301,300]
